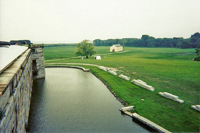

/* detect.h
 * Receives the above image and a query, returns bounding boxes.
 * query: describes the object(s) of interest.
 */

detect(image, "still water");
[27,68,150,132]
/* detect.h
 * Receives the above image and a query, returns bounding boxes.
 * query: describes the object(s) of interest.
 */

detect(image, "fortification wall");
[0,49,32,132]
[31,46,45,79]
[0,45,45,132]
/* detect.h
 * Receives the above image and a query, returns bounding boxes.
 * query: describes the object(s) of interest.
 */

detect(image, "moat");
[27,68,150,132]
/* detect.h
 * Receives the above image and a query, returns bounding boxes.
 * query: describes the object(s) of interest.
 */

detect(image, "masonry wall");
[0,49,33,132]
[31,46,45,79]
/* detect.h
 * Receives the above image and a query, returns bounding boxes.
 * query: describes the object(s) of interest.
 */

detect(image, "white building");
[94,55,101,60]
[110,44,123,52]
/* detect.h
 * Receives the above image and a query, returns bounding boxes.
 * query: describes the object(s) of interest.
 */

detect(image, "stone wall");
[31,45,45,79]
[0,49,32,132]
[0,45,45,132]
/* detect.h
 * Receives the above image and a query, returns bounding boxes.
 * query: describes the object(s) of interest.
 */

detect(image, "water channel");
[27,68,150,132]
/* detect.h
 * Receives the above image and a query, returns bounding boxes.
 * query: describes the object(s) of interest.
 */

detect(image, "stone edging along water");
[45,65,90,72]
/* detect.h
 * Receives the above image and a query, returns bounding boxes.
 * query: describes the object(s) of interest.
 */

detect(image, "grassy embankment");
[44,45,200,132]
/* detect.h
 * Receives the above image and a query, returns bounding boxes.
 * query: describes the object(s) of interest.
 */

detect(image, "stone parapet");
[0,49,32,132]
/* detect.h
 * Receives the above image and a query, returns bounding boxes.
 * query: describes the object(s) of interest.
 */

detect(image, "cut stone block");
[131,79,155,91]
[119,74,130,81]
[163,92,179,100]
[98,66,107,71]
[108,70,117,75]
[159,92,184,103]
[191,105,200,111]
[120,106,134,111]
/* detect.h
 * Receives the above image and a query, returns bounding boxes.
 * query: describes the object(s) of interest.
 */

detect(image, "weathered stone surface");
[132,113,172,133]
[131,79,155,91]
[98,66,108,71]
[0,85,11,111]
[159,92,184,103]
[120,106,134,111]
[31,47,45,79]
[35,48,43,53]
[191,105,200,111]
[108,70,117,75]
[0,48,35,132]
[119,74,130,81]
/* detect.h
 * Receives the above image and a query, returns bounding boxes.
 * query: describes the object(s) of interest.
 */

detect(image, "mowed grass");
[44,45,77,59]
[44,45,200,132]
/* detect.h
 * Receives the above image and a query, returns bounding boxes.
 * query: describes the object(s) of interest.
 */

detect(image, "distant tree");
[92,32,199,48]
[194,45,200,61]
[75,39,96,58]
[195,45,200,57]
[141,35,155,47]
[121,39,127,47]
[191,32,200,38]
[178,39,190,49]
[93,39,104,46]
[189,32,200,48]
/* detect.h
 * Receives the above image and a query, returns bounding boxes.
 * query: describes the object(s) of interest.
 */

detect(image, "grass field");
[44,45,200,132]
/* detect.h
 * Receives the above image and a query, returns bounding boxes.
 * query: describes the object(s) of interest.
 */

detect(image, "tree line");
[93,32,200,48]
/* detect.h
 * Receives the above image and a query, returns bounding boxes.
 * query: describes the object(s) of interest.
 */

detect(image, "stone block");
[32,53,44,59]
[120,106,134,111]
[131,79,155,91]
[108,70,117,75]
[98,66,107,71]
[136,79,146,84]
[159,92,184,103]
[163,92,179,100]
[0,96,15,128]
[119,74,130,81]
[35,48,43,53]
[0,85,11,111]
[191,105,200,111]
[5,110,16,133]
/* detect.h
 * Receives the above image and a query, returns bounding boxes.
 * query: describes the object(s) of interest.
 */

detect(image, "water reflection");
[27,68,150,132]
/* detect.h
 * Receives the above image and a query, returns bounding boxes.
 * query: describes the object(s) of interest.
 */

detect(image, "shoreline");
[44,65,170,132]
[45,65,128,106]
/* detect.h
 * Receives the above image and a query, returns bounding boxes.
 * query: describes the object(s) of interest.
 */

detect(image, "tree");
[141,35,155,47]
[75,39,96,58]
[93,39,104,46]
[195,45,200,57]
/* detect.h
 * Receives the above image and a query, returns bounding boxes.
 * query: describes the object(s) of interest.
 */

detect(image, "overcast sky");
[0,0,200,43]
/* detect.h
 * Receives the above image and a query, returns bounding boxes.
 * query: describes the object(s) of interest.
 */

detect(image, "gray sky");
[1,0,200,43]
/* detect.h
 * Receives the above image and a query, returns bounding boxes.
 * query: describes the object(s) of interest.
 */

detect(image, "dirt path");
[45,63,120,72]
[45,50,130,62]
[46,63,99,67]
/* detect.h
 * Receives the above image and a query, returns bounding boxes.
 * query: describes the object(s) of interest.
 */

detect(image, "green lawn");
[44,45,200,132]
[44,45,77,60]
